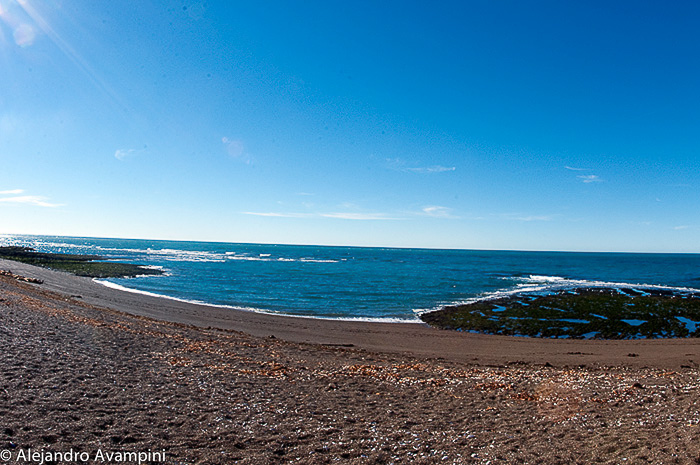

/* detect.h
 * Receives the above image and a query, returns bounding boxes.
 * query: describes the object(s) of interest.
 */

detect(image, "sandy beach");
[2,259,700,463]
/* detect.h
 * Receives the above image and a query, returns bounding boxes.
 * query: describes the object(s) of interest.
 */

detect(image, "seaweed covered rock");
[421,287,700,339]
[0,246,163,279]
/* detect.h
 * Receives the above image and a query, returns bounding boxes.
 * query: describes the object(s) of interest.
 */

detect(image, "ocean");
[2,234,700,322]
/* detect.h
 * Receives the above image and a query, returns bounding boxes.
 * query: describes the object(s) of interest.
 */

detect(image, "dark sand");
[1,259,700,463]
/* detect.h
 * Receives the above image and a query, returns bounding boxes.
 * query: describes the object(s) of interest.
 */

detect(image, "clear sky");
[1,0,699,252]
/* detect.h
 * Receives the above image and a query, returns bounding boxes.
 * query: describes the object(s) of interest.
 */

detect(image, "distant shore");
[0,246,163,278]
[2,258,699,369]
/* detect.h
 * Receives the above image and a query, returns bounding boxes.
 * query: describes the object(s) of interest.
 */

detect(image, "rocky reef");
[421,287,700,339]
[0,246,163,279]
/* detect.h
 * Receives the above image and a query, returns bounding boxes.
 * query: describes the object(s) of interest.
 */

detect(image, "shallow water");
[3,234,700,321]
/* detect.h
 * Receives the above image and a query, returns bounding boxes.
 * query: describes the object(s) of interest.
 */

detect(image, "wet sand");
[1,259,700,463]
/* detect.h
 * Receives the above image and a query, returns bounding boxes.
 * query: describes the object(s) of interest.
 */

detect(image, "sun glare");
[0,0,128,114]
[0,0,37,47]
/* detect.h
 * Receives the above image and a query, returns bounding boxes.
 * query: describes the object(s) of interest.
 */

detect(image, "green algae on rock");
[421,287,700,339]
[0,246,163,279]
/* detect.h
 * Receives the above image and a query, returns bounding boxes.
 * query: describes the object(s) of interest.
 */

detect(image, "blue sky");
[1,0,699,252]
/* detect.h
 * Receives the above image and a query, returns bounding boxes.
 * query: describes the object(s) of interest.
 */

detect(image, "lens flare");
[12,22,33,46]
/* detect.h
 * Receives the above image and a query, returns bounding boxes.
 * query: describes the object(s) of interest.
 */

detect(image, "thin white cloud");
[406,165,456,174]
[385,157,404,170]
[420,206,458,218]
[0,195,62,208]
[321,212,402,220]
[242,212,313,218]
[386,158,455,174]
[0,189,24,195]
[242,211,402,220]
[566,166,602,183]
[516,215,552,221]
[114,148,142,161]
[578,174,602,183]
[499,213,553,222]
[674,225,690,230]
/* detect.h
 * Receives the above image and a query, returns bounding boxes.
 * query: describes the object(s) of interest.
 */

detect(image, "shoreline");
[94,278,424,324]
[2,257,700,369]
[5,263,700,463]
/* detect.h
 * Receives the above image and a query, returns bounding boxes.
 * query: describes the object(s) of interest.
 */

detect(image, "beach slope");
[1,260,700,462]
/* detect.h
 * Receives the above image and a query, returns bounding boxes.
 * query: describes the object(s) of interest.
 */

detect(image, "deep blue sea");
[3,235,700,322]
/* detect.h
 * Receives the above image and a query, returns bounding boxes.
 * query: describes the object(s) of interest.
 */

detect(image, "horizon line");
[1,231,698,256]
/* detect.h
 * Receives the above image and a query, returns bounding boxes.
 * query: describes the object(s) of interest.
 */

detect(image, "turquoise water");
[3,235,700,321]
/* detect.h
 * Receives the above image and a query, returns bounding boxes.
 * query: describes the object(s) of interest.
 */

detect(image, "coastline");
[94,279,424,324]
[3,258,700,463]
[2,257,699,369]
